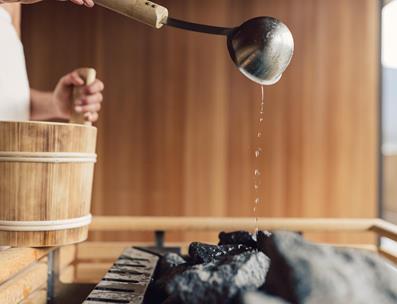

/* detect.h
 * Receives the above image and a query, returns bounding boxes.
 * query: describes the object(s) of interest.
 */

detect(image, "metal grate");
[83,248,159,304]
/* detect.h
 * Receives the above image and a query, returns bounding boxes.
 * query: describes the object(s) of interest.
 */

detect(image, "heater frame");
[1,216,397,303]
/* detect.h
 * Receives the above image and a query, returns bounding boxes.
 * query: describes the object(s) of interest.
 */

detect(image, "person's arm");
[30,70,104,122]
[30,89,67,121]
[0,0,93,7]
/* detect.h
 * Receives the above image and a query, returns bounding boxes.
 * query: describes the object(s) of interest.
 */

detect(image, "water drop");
[254,169,261,176]
[257,132,262,138]
[255,148,262,158]
[255,197,261,204]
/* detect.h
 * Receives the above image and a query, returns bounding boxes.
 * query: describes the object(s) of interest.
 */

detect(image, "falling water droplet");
[253,85,265,235]
[255,148,262,158]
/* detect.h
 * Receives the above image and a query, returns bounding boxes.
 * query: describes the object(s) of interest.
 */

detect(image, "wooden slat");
[0,262,47,304]
[59,245,76,270]
[0,248,48,285]
[60,265,75,284]
[378,248,397,266]
[75,262,112,283]
[77,241,188,261]
[19,288,47,304]
[372,219,397,243]
[90,216,378,232]
[77,242,131,261]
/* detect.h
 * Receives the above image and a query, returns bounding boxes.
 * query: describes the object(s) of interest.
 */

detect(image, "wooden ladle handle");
[94,0,168,29]
[70,68,96,126]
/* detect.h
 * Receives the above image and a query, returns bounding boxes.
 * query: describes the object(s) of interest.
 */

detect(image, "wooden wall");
[21,0,380,243]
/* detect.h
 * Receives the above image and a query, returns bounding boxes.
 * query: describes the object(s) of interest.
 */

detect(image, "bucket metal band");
[0,214,92,231]
[0,152,97,163]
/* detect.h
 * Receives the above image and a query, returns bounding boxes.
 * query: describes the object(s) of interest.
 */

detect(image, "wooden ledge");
[90,216,380,233]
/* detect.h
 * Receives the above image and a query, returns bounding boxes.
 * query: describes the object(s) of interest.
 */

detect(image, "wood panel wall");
[21,0,380,243]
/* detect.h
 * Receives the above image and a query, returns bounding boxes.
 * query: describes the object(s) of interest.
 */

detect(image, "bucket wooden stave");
[0,120,97,247]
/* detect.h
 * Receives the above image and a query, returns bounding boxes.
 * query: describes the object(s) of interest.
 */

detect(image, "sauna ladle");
[93,0,294,85]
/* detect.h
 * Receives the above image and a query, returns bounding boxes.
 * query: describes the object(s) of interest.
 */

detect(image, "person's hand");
[53,69,104,122]
[0,0,94,7]
[62,0,94,8]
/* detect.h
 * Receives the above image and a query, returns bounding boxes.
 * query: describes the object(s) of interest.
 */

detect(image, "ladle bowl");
[227,17,294,85]
[165,16,294,85]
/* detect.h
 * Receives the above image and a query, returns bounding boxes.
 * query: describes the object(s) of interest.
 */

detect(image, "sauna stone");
[165,250,269,304]
[188,242,253,264]
[153,262,190,303]
[238,291,290,304]
[157,252,187,277]
[261,231,397,304]
[218,231,259,248]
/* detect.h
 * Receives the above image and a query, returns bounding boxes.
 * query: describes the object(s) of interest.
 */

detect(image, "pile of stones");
[148,230,397,304]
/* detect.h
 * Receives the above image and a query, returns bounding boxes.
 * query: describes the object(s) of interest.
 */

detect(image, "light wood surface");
[70,67,97,125]
[22,0,380,244]
[372,219,397,243]
[76,241,188,260]
[0,262,47,304]
[59,244,76,270]
[75,262,112,283]
[76,241,131,261]
[0,248,48,285]
[20,289,47,304]
[90,216,379,233]
[59,265,75,283]
[379,247,397,266]
[0,121,97,246]
[95,0,168,28]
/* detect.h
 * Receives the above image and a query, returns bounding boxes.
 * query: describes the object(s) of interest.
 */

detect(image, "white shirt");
[0,7,30,121]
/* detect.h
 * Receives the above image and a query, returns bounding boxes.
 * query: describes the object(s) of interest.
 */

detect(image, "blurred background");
[20,0,393,243]
[382,0,397,225]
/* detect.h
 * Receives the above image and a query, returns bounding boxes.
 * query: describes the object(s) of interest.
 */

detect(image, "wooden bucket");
[0,120,97,247]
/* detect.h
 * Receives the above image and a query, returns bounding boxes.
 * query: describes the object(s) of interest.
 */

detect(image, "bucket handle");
[70,67,97,126]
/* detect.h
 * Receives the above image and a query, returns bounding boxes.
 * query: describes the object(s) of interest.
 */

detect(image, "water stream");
[253,85,265,234]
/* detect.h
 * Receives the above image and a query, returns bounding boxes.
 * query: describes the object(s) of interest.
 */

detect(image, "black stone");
[218,231,258,248]
[148,254,189,303]
[151,263,189,303]
[156,252,187,277]
[188,242,252,264]
[165,250,270,304]
[261,231,397,304]
[256,230,272,253]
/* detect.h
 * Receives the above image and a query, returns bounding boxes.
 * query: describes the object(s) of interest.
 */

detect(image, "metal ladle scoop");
[166,16,294,85]
[94,0,294,85]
